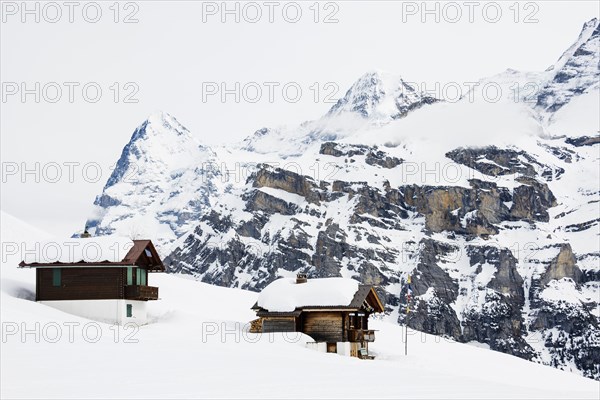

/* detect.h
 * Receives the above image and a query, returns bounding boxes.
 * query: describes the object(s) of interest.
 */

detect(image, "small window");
[349,313,356,329]
[126,304,133,318]
[126,267,133,285]
[144,248,152,258]
[327,343,337,353]
[52,268,61,287]
[136,268,146,286]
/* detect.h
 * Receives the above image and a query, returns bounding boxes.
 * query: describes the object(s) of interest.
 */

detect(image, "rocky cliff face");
[86,19,600,380]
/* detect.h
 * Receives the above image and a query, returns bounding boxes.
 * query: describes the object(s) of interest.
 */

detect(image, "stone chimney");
[81,225,91,238]
[296,273,307,284]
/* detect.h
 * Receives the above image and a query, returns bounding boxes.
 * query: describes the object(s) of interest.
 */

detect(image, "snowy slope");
[1,213,598,399]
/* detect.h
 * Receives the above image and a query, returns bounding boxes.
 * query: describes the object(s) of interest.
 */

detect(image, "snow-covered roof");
[19,237,143,266]
[256,277,363,312]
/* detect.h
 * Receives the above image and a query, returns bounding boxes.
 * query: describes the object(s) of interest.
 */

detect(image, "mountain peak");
[86,112,217,251]
[546,17,599,75]
[326,70,439,122]
[537,17,599,113]
[132,111,191,141]
[100,112,209,192]
[146,110,174,125]
[582,17,599,34]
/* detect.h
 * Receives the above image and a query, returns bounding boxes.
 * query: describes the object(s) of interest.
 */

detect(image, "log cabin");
[250,274,385,358]
[19,237,164,325]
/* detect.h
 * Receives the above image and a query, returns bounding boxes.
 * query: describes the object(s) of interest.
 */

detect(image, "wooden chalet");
[250,274,385,358]
[19,237,164,324]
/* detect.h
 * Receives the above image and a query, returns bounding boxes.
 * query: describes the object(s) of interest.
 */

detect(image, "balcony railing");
[348,329,376,342]
[125,285,159,300]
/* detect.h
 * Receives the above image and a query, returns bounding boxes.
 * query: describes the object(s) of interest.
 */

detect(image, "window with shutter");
[52,268,61,287]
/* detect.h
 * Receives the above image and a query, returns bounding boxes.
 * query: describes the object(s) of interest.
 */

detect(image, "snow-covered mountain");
[85,111,221,250]
[537,17,600,115]
[327,70,440,122]
[238,71,441,157]
[83,18,600,380]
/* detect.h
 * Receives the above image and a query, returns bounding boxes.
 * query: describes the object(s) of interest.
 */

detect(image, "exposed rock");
[540,244,583,286]
[408,294,462,338]
[540,143,576,163]
[252,166,322,204]
[531,294,599,379]
[564,218,600,232]
[446,146,564,181]
[461,290,534,359]
[398,184,509,235]
[328,181,410,229]
[469,246,524,299]
[411,239,459,304]
[311,223,348,277]
[320,142,369,157]
[509,177,557,222]
[446,146,538,177]
[565,135,600,147]
[236,214,268,239]
[244,190,298,216]
[320,142,403,169]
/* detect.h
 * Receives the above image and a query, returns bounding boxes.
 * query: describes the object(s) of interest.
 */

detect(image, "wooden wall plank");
[37,267,125,301]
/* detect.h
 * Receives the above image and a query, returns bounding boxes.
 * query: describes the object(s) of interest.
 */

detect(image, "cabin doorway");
[326,342,337,353]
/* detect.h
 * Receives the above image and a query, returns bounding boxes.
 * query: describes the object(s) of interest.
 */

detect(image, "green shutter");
[52,268,61,287]
[126,267,133,285]
[136,268,141,285]
[126,304,133,318]
[141,269,147,286]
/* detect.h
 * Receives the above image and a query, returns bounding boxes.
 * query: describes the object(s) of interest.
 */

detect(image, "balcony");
[125,285,159,300]
[348,329,376,342]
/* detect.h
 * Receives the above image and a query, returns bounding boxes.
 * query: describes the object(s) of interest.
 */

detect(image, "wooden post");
[405,274,412,356]
[404,324,408,356]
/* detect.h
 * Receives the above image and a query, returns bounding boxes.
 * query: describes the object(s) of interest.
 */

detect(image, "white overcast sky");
[1,0,599,236]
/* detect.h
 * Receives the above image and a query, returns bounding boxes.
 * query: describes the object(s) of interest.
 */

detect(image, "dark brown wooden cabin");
[250,275,385,358]
[19,240,164,302]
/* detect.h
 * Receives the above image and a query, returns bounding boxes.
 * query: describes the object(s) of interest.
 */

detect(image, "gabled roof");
[123,240,164,272]
[18,238,165,272]
[252,277,385,313]
[349,285,385,312]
